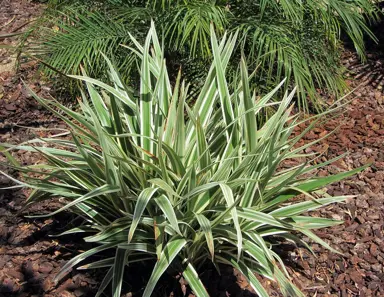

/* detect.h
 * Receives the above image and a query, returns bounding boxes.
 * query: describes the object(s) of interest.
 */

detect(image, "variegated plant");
[1,24,364,297]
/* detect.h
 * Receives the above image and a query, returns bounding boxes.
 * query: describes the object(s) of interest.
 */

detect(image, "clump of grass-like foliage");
[1,24,365,297]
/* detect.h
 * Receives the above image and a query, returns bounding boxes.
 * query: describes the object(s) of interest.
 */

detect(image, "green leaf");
[7,23,371,297]
[270,196,351,218]
[219,184,242,260]
[262,166,367,211]
[175,81,186,159]
[69,75,136,110]
[139,28,153,161]
[143,237,187,297]
[85,79,111,128]
[300,228,341,254]
[155,194,181,235]
[196,116,212,173]
[78,257,114,270]
[148,178,180,198]
[128,187,158,242]
[182,262,209,297]
[210,25,235,142]
[95,267,113,297]
[112,248,127,297]
[27,184,120,218]
[55,241,123,282]
[240,56,257,152]
[216,255,269,297]
[291,216,344,229]
[238,207,292,230]
[0,145,20,167]
[196,213,214,259]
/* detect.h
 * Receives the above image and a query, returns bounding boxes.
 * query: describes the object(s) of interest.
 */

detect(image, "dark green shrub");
[23,0,379,110]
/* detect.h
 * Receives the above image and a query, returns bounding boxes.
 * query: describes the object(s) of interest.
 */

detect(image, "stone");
[371,263,383,273]
[4,103,17,111]
[39,262,53,274]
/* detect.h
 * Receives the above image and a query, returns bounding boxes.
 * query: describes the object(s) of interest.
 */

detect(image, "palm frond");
[27,8,143,78]
[165,1,227,58]
[21,0,380,110]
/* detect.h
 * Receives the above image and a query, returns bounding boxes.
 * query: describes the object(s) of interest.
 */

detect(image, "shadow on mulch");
[0,260,47,297]
[340,14,384,95]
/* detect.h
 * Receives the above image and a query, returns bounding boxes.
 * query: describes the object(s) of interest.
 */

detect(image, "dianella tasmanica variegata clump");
[1,23,365,297]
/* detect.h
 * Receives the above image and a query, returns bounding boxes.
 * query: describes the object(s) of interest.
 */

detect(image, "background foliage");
[25,0,380,110]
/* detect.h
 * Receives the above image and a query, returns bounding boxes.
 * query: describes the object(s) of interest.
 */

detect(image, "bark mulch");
[0,2,103,297]
[279,51,384,297]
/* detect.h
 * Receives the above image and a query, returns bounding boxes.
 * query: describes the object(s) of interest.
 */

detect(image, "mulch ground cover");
[276,53,384,296]
[1,1,384,296]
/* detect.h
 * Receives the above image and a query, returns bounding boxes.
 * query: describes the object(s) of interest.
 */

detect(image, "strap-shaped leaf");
[85,219,132,243]
[95,266,113,297]
[0,145,20,167]
[164,68,181,146]
[211,25,235,142]
[242,238,271,272]
[128,187,158,242]
[143,237,187,297]
[245,231,274,262]
[219,184,242,260]
[299,228,341,254]
[240,56,257,152]
[184,182,220,200]
[161,142,186,176]
[117,242,156,254]
[71,132,104,179]
[175,81,186,159]
[262,165,367,211]
[291,216,343,229]
[148,178,180,198]
[236,260,269,297]
[270,196,351,217]
[273,266,304,297]
[216,255,269,297]
[78,257,114,270]
[155,194,181,235]
[196,116,212,173]
[55,241,123,282]
[112,248,127,297]
[85,79,111,128]
[69,75,136,110]
[196,213,214,259]
[183,262,209,297]
[55,226,96,237]
[75,202,111,226]
[238,207,292,229]
[139,28,153,160]
[28,184,120,218]
[154,216,165,260]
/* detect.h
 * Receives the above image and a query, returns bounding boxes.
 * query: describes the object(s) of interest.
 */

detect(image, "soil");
[1,1,384,297]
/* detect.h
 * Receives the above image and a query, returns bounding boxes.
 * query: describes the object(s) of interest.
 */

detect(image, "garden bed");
[0,1,383,296]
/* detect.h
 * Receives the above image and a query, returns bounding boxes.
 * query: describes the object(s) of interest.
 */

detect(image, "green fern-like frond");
[165,1,227,58]
[27,8,142,78]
